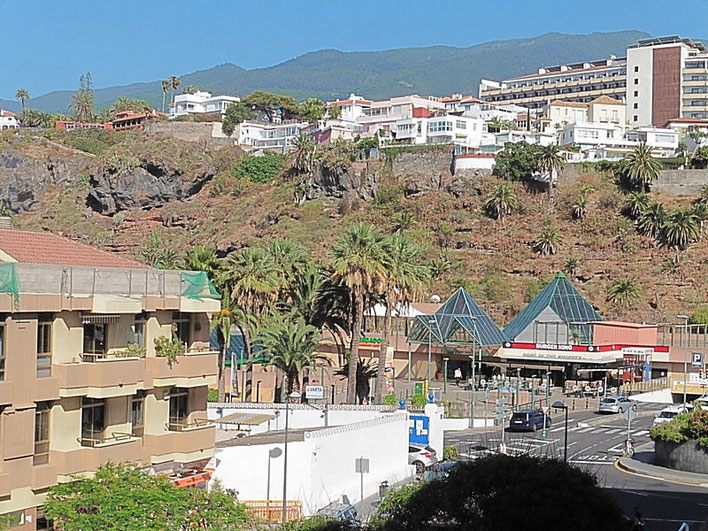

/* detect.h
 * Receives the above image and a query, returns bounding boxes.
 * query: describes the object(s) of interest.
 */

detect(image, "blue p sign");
[692,353,703,368]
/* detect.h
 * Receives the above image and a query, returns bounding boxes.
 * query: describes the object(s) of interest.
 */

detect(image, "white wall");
[627,46,654,127]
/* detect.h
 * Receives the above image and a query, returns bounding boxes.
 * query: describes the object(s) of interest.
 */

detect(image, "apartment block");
[0,229,219,529]
[479,56,627,110]
[627,36,708,126]
[170,91,240,118]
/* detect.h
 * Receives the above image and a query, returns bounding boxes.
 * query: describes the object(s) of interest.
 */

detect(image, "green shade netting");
[180,271,220,300]
[0,263,19,306]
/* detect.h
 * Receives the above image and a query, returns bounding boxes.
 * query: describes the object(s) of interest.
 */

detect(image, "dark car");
[509,409,551,432]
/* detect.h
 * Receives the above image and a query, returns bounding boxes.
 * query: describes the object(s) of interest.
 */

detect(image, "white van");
[652,404,694,427]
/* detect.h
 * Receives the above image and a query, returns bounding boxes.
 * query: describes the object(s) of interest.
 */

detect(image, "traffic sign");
[540,406,550,415]
[623,404,637,422]
[692,352,703,368]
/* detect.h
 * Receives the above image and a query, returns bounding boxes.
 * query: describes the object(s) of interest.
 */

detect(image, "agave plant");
[636,202,666,239]
[534,222,563,256]
[624,191,651,220]
[661,208,700,250]
[571,195,588,221]
[563,257,580,276]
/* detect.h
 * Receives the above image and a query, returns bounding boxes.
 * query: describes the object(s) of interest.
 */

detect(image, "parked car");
[315,501,358,522]
[408,444,438,473]
[598,396,633,414]
[694,395,708,411]
[508,409,551,432]
[652,404,694,427]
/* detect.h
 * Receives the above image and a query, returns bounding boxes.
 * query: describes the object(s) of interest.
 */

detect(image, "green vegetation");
[690,307,708,326]
[154,336,185,364]
[493,141,542,182]
[232,153,286,184]
[442,445,459,461]
[44,127,123,155]
[382,394,398,406]
[485,183,517,222]
[534,221,563,255]
[607,278,642,308]
[651,409,708,448]
[44,463,250,530]
[15,88,29,111]
[71,72,96,122]
[410,394,427,407]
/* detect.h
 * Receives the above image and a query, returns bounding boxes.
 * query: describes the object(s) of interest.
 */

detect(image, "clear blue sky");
[2,0,707,98]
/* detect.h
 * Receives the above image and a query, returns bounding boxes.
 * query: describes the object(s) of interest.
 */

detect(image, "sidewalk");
[617,450,708,486]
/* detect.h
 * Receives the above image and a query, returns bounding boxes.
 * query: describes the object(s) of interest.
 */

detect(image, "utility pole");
[678,314,689,405]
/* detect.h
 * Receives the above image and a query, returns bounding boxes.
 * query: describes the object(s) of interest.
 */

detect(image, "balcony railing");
[167,418,210,432]
[80,350,144,363]
[79,431,134,447]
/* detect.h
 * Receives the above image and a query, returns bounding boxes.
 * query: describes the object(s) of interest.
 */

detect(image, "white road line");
[633,430,649,437]
[577,427,594,433]
[604,429,622,434]
[550,426,564,432]
[569,460,614,465]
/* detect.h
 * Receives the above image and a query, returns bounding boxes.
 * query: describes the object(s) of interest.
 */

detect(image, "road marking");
[550,426,564,432]
[570,460,614,465]
[619,489,650,497]
[576,427,594,433]
[604,428,622,434]
[633,430,649,437]
[567,441,578,447]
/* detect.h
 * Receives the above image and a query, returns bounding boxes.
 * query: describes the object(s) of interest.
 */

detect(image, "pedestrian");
[454,367,462,386]
[632,507,644,531]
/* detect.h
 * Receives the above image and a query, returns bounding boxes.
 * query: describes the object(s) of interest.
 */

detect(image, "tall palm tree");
[534,222,563,255]
[290,134,317,176]
[336,358,379,405]
[169,76,181,106]
[485,184,517,223]
[607,278,642,308]
[375,235,429,403]
[182,245,222,283]
[625,143,662,191]
[258,313,328,396]
[537,144,564,202]
[263,239,308,293]
[210,298,240,402]
[15,88,29,112]
[161,80,170,114]
[330,224,386,404]
[637,202,667,239]
[661,208,700,250]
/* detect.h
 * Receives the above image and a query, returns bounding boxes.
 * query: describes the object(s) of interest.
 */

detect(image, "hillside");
[0,30,650,113]
[1,128,706,327]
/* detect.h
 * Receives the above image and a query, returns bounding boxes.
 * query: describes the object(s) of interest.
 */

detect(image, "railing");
[658,324,708,348]
[242,500,302,522]
[79,351,143,363]
[166,417,210,432]
[79,431,133,447]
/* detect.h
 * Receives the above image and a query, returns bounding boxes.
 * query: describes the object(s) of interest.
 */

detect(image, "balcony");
[55,354,143,398]
[147,350,217,388]
[145,423,215,464]
[53,436,144,479]
[167,417,210,432]
[79,431,136,448]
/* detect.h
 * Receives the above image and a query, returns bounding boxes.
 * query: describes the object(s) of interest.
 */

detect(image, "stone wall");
[653,169,708,196]
[390,148,454,180]
[144,121,233,147]
[654,439,708,474]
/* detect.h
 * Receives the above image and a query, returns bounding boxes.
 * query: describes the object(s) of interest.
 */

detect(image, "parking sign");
[692,353,703,368]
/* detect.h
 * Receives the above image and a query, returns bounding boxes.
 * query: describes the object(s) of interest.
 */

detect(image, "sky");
[1,0,708,99]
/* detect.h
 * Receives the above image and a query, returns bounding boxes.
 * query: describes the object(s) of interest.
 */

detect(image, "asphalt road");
[444,403,708,530]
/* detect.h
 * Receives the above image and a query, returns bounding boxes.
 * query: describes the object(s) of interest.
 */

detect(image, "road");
[444,403,708,530]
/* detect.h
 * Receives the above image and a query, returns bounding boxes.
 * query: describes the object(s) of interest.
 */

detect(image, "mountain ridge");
[0,30,653,113]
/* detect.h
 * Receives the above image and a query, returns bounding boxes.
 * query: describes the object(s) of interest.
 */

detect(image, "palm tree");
[182,245,222,282]
[637,202,667,239]
[161,80,170,113]
[258,313,328,396]
[290,134,317,176]
[15,88,29,112]
[392,211,416,234]
[210,298,240,401]
[692,202,708,234]
[537,144,564,201]
[625,143,662,191]
[336,358,379,405]
[330,224,386,404]
[624,191,651,220]
[534,222,563,255]
[697,184,708,205]
[169,76,181,106]
[485,184,517,223]
[571,195,588,221]
[375,236,429,403]
[563,257,580,277]
[607,278,642,308]
[661,208,700,250]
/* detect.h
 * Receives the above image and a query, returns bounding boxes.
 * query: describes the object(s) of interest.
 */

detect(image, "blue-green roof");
[408,288,508,347]
[503,272,602,340]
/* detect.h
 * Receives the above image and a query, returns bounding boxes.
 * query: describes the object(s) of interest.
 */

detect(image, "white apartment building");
[237,120,309,152]
[0,110,19,130]
[560,122,678,159]
[170,91,240,118]
[493,130,555,148]
[326,94,372,122]
[358,94,446,135]
[395,114,490,148]
[626,36,708,126]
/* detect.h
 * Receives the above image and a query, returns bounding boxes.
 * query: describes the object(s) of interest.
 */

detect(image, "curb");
[616,457,708,487]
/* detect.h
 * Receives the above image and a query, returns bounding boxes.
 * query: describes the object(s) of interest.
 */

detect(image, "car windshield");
[601,398,616,404]
[658,411,677,419]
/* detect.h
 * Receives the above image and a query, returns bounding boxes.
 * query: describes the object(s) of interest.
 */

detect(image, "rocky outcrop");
[0,146,90,212]
[305,160,379,201]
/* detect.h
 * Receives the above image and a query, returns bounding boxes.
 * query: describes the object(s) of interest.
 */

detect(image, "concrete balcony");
[146,351,217,388]
[52,436,143,480]
[55,356,144,398]
[31,464,58,490]
[145,424,215,465]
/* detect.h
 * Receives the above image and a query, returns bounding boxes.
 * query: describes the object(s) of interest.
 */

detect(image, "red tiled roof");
[0,229,149,269]
[326,99,372,107]
[0,110,17,117]
[548,100,588,108]
[589,95,624,105]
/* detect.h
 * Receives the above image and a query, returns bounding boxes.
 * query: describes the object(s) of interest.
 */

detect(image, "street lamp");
[678,314,689,406]
[443,358,449,394]
[282,391,301,523]
[552,400,569,462]
[427,318,436,391]
[469,317,478,429]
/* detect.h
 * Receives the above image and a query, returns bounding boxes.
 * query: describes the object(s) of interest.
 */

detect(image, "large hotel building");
[0,228,219,529]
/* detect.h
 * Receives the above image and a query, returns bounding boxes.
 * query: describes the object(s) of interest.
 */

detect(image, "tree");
[182,84,199,94]
[330,224,386,404]
[327,105,342,120]
[221,102,257,136]
[161,79,170,113]
[14,88,29,112]
[258,313,328,395]
[290,133,317,175]
[168,75,181,109]
[624,191,651,220]
[485,183,517,223]
[43,463,250,530]
[661,208,700,250]
[298,98,325,122]
[607,277,642,308]
[71,72,95,122]
[98,97,153,123]
[534,221,563,255]
[493,141,542,182]
[240,91,299,123]
[182,245,222,283]
[336,358,378,405]
[625,143,662,191]
[637,201,667,239]
[264,238,309,292]
[537,144,564,201]
[19,108,55,127]
[563,257,580,276]
[375,236,429,403]
[211,299,238,402]
[368,455,627,531]
[691,146,708,169]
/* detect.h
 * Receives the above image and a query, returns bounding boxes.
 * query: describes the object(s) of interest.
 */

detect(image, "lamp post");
[542,370,550,440]
[678,314,689,405]
[282,391,301,523]
[552,401,569,462]
[427,318,436,390]
[443,357,449,394]
[470,317,478,429]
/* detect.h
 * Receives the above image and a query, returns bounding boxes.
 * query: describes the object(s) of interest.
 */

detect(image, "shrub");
[232,153,285,184]
[690,307,708,326]
[207,388,219,402]
[382,394,398,406]
[650,409,708,448]
[410,394,427,408]
[442,446,459,461]
[154,336,185,365]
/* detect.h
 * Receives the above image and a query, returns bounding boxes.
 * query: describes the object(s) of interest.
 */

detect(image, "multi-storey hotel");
[478,56,627,110]
[0,228,219,529]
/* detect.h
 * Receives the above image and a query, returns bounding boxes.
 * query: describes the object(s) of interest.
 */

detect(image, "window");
[633,115,638,122]
[656,134,675,143]
[168,388,189,430]
[601,109,608,121]
[0,322,5,381]
[81,398,105,446]
[612,110,619,122]
[634,90,638,97]
[131,391,146,437]
[633,103,638,109]
[34,402,51,465]
[455,120,467,130]
[634,66,639,73]
[83,323,106,355]
[692,100,705,106]
[634,79,639,85]
[37,314,52,378]
[133,317,145,349]
[172,312,191,345]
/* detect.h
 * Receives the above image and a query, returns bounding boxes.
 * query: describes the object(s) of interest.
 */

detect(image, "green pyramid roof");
[503,272,602,340]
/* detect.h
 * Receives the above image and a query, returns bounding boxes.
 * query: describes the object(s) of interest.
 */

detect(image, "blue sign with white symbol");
[693,352,703,368]
[409,415,429,445]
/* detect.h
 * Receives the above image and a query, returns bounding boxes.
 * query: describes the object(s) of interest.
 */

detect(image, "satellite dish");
[431,295,441,303]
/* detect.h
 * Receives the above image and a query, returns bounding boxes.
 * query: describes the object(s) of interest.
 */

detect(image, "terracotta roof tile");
[0,229,149,269]
[589,95,624,106]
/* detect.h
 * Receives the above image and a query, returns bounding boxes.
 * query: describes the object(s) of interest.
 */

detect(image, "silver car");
[598,395,633,414]
[408,444,438,474]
